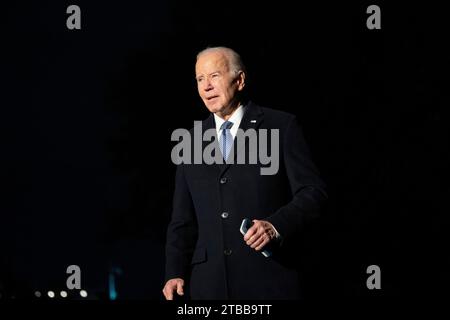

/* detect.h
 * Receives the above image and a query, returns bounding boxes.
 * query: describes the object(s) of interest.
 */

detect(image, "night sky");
[1,1,449,300]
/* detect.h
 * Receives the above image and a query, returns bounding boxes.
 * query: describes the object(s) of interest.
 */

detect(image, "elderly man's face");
[195,51,245,116]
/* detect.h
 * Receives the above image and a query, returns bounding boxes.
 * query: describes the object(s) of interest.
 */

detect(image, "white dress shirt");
[213,104,246,139]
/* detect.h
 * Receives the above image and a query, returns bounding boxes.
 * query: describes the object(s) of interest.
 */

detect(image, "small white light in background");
[80,290,88,298]
[47,291,55,298]
[60,291,68,298]
[34,291,42,298]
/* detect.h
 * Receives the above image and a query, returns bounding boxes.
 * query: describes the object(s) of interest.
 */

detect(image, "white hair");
[196,46,246,76]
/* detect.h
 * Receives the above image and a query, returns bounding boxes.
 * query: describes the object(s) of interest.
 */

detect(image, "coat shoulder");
[261,106,295,120]
[253,102,297,127]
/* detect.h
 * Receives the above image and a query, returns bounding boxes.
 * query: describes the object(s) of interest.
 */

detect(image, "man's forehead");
[196,53,229,69]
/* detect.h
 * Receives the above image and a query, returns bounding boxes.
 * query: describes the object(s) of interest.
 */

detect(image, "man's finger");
[164,286,173,300]
[246,229,263,245]
[176,281,184,296]
[251,235,265,249]
[243,227,256,241]
[255,237,269,251]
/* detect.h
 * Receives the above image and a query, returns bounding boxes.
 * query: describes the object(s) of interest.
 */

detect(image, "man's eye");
[212,74,219,78]
[197,78,203,82]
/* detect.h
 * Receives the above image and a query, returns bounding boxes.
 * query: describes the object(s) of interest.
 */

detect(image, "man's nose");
[204,79,213,91]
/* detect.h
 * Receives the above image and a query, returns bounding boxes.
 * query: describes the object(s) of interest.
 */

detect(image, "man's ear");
[237,71,246,91]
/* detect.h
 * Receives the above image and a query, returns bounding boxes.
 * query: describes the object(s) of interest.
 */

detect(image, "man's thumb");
[176,281,184,295]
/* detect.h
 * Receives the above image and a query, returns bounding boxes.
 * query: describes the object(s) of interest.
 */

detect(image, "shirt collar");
[213,104,246,133]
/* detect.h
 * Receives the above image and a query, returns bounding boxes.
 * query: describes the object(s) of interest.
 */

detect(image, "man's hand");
[243,219,277,251]
[162,278,184,300]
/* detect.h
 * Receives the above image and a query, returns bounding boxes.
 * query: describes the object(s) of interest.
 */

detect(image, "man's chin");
[205,103,223,114]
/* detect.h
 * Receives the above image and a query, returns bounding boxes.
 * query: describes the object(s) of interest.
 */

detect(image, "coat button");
[221,212,229,219]
[220,177,228,184]
[224,249,232,256]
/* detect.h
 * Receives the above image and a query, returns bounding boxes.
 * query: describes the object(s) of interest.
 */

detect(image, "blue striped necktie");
[219,121,234,161]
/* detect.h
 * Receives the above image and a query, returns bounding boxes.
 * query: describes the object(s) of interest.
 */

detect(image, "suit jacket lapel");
[200,114,223,174]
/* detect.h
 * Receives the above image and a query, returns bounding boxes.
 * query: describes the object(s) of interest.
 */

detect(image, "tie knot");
[220,121,233,130]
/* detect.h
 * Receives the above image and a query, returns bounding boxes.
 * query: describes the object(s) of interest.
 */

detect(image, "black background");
[1,1,449,301]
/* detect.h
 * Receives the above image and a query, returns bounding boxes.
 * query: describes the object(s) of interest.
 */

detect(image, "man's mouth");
[206,95,219,101]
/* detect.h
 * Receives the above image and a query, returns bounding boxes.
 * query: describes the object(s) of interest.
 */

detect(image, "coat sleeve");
[165,164,198,281]
[266,115,328,239]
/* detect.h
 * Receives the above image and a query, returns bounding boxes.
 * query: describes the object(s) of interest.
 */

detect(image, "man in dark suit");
[163,47,327,300]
